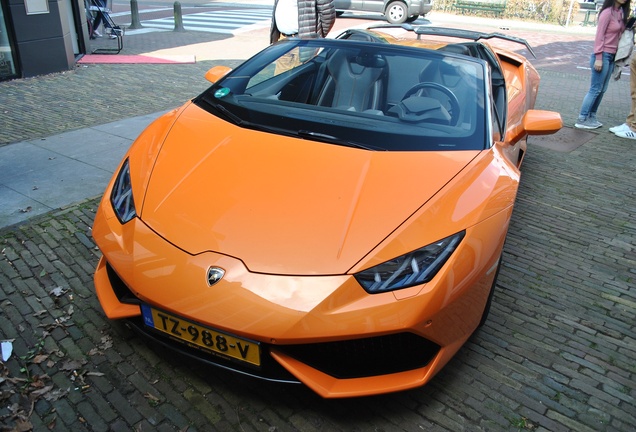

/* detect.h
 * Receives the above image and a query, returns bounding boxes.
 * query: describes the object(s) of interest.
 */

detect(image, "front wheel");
[385,1,408,24]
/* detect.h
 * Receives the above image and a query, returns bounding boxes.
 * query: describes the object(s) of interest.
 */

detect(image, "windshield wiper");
[297,130,382,151]
[211,100,245,126]
[202,98,283,135]
[198,96,382,150]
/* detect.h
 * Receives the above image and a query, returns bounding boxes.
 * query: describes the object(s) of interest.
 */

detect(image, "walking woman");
[575,0,632,129]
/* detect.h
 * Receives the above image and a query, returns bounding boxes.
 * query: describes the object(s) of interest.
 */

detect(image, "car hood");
[140,104,479,275]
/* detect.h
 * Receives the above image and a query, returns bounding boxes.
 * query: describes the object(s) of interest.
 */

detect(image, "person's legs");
[588,52,614,122]
[612,54,636,134]
[576,53,612,128]
[614,54,636,139]
[91,12,104,38]
[627,54,636,130]
[577,55,604,119]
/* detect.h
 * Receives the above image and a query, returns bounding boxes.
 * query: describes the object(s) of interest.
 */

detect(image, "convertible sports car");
[92,26,562,398]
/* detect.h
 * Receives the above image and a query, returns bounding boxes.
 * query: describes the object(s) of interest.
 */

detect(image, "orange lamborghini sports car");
[92,26,562,398]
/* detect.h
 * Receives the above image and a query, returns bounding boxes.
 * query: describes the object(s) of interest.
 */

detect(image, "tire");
[336,11,344,17]
[385,1,408,24]
[405,15,419,23]
[478,254,502,327]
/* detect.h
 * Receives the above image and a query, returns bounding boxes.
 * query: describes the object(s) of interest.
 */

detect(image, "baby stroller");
[85,0,124,53]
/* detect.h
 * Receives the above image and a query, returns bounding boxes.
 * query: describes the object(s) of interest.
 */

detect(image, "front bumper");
[92,193,505,397]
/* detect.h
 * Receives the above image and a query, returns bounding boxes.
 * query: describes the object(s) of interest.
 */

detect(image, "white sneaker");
[93,30,102,38]
[614,129,636,139]
[609,123,630,134]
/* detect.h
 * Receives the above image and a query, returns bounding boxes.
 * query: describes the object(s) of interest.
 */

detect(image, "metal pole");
[174,2,186,32]
[129,0,143,29]
[565,0,575,27]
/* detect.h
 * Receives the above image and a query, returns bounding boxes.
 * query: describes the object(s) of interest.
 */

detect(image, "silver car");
[334,0,434,24]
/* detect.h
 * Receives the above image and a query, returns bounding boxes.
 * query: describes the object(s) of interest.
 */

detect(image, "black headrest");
[439,44,471,56]
[354,51,387,68]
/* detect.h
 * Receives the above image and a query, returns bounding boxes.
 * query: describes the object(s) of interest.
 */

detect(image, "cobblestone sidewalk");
[1,11,635,432]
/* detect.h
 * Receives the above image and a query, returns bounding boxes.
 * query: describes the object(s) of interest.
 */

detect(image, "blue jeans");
[578,52,615,121]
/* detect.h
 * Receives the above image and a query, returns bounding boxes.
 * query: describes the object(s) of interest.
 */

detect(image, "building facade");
[1,0,89,80]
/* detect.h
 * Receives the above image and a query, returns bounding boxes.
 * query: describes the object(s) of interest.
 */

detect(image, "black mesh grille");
[106,262,140,305]
[277,333,440,379]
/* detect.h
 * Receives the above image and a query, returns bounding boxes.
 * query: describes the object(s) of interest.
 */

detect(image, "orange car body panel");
[139,103,480,275]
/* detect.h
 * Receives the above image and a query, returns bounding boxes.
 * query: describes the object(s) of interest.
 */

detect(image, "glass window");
[196,39,488,152]
[0,1,18,80]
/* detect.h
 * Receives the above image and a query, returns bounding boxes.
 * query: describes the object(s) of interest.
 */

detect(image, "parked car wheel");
[386,1,408,24]
[406,15,419,23]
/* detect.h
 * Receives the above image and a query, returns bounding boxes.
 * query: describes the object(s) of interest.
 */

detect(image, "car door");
[363,0,386,13]
[334,0,364,10]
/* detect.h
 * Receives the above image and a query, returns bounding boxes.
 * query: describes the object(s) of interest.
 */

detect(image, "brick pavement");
[1,8,635,432]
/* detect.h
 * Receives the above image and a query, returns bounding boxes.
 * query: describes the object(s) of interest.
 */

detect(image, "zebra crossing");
[140,8,273,34]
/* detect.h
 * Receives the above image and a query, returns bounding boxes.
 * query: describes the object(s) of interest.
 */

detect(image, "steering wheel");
[399,82,460,125]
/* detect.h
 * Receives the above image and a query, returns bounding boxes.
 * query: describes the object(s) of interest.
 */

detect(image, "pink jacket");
[594,6,626,61]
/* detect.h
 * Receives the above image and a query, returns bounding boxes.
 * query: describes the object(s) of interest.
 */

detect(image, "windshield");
[195,39,488,151]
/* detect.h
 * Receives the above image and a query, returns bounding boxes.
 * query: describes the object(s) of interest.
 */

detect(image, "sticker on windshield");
[214,87,230,98]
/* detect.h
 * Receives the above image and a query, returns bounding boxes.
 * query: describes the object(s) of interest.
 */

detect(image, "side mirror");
[506,109,562,143]
[205,66,232,84]
[523,110,563,135]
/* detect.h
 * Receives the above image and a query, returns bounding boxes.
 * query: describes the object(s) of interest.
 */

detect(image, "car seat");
[315,49,388,113]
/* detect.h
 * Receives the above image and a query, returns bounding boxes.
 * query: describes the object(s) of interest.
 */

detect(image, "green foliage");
[434,0,581,25]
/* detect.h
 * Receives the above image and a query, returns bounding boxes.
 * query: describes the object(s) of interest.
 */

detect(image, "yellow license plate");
[141,305,260,367]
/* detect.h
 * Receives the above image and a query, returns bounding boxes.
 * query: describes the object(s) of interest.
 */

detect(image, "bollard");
[173,2,186,32]
[129,0,143,29]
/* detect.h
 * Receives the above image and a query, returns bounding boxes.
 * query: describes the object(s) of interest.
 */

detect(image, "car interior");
[244,44,486,133]
[195,38,504,150]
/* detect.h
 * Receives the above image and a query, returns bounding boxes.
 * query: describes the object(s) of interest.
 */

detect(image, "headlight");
[110,158,137,224]
[355,231,465,294]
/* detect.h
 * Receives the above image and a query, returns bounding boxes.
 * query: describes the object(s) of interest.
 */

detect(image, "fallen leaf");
[49,287,67,297]
[29,376,47,389]
[29,385,54,399]
[99,336,113,350]
[46,416,56,430]
[59,359,86,371]
[43,388,68,402]
[32,354,49,364]
[14,416,33,432]
[144,392,161,406]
